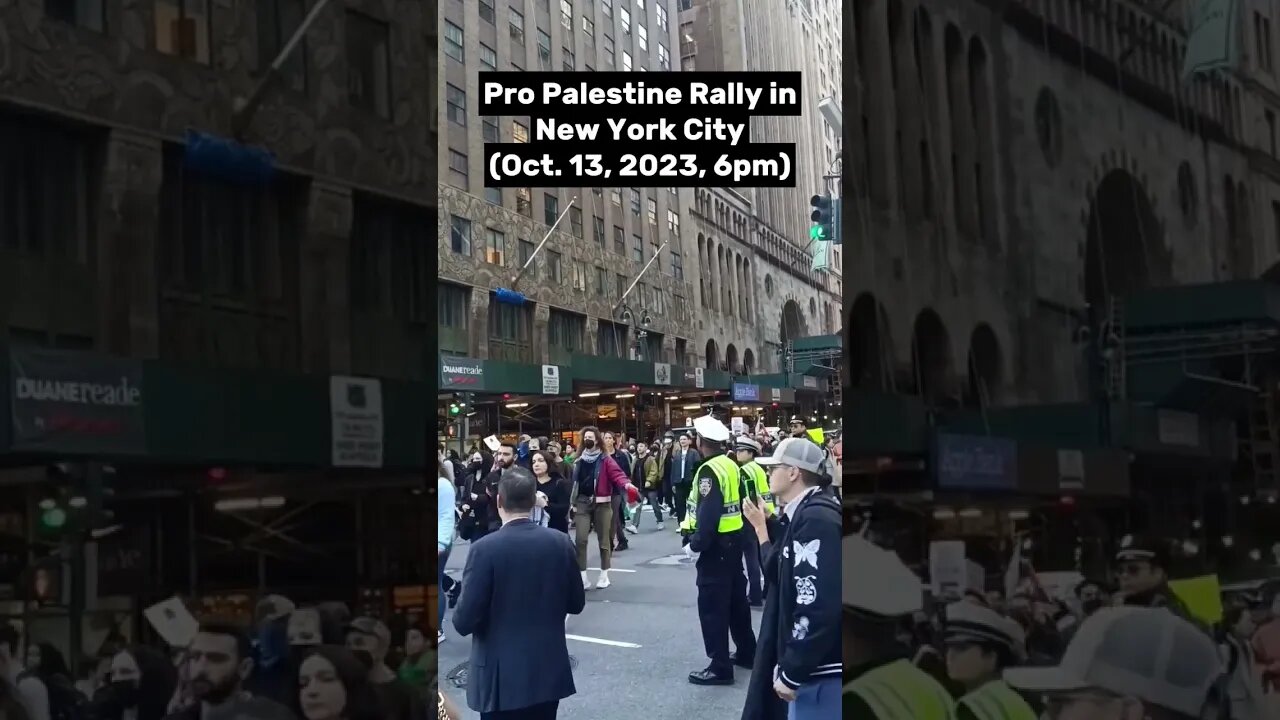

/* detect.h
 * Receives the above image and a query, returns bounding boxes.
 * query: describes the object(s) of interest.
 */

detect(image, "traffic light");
[449,403,460,416]
[810,194,834,243]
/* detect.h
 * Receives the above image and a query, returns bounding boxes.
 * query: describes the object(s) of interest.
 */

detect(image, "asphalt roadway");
[438,506,763,720]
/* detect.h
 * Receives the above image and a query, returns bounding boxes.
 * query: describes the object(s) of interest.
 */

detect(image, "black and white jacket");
[771,486,842,690]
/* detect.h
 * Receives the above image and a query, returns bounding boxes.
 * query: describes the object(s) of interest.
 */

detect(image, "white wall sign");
[654,362,672,385]
[542,365,560,394]
[330,376,383,468]
[694,367,705,389]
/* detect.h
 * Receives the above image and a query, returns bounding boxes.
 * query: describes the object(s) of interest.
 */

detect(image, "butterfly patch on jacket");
[793,539,820,568]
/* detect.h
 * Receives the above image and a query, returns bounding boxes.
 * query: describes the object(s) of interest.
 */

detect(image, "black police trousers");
[696,533,757,675]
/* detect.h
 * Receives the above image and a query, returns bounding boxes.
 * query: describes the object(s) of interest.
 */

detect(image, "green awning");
[1126,280,1280,330]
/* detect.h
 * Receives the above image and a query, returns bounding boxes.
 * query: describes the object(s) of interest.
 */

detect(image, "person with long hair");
[570,426,631,590]
[22,642,82,720]
[396,627,433,705]
[530,451,570,534]
[91,646,177,720]
[294,646,381,720]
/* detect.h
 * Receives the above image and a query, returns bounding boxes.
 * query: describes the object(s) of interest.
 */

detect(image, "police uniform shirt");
[773,485,842,692]
[688,454,736,554]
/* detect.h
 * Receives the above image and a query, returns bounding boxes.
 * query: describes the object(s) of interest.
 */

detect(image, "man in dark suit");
[453,466,587,720]
[670,433,702,524]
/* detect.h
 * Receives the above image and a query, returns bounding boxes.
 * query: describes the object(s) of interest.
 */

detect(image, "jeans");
[788,677,840,720]
[437,546,451,631]
[612,494,627,547]
[637,490,663,528]
[674,483,692,523]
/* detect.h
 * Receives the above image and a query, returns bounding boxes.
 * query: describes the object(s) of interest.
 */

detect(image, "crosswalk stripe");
[566,633,642,648]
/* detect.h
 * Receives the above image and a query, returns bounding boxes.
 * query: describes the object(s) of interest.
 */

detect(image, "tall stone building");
[678,0,843,375]
[844,0,1278,407]
[0,1,431,614]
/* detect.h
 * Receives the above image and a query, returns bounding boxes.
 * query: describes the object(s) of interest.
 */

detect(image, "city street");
[438,506,762,720]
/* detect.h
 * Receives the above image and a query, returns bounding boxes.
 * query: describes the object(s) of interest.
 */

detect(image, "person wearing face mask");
[570,426,632,590]
[161,624,294,720]
[91,646,177,720]
[21,642,84,720]
[343,618,422,720]
[294,647,381,720]
[941,603,1038,720]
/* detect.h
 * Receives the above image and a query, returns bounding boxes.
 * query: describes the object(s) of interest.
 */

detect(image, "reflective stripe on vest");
[742,460,773,514]
[959,681,1037,720]
[844,659,956,720]
[684,454,745,533]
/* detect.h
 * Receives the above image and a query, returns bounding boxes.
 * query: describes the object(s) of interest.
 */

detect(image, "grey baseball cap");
[1004,606,1222,716]
[756,437,825,474]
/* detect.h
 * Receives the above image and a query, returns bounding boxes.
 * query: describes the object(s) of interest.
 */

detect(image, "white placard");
[731,417,745,435]
[928,540,967,599]
[694,367,705,389]
[144,596,200,649]
[483,435,501,452]
[330,376,383,468]
[654,362,672,385]
[542,365,560,394]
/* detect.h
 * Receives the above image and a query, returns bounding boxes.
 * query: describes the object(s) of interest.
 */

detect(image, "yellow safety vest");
[680,454,744,534]
[958,680,1037,720]
[741,460,773,514]
[844,659,956,720]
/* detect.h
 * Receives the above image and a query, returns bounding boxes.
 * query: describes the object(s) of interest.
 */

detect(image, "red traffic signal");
[502,393,511,400]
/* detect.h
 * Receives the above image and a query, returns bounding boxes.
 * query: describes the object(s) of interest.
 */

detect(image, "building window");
[509,8,525,43]
[255,0,308,92]
[671,249,683,280]
[46,0,106,31]
[622,50,632,71]
[349,194,431,325]
[560,0,573,30]
[538,29,552,67]
[583,15,595,36]
[484,186,502,205]
[598,320,628,357]
[346,11,391,118]
[444,20,465,62]
[1257,12,1273,72]
[544,193,559,226]
[658,43,669,70]
[631,233,643,262]
[569,207,583,237]
[615,273,626,298]
[449,215,472,255]
[620,6,630,32]
[547,250,564,282]
[516,187,532,216]
[647,198,657,224]
[513,121,529,143]
[1273,201,1280,252]
[155,0,211,63]
[595,267,608,296]
[0,114,95,263]
[667,208,679,234]
[448,149,468,186]
[482,116,499,143]
[484,228,505,265]
[549,310,586,357]
[656,3,667,30]
[638,24,647,51]
[488,297,533,362]
[610,189,621,207]
[446,84,466,126]
[519,238,535,268]
[479,0,496,24]
[1268,110,1277,156]
[604,34,615,66]
[563,48,575,71]
[479,42,497,70]
[438,283,470,354]
[613,225,626,255]
[630,188,641,214]
[603,0,612,16]
[593,215,606,247]
[571,260,587,291]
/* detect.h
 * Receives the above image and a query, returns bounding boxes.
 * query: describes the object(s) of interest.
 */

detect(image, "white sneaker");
[595,571,611,589]
[438,630,446,644]
[625,524,638,534]
[657,522,665,530]
[581,570,591,589]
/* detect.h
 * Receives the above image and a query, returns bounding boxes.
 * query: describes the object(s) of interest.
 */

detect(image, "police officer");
[843,534,956,719]
[1112,534,1204,630]
[734,435,772,608]
[942,602,1038,720]
[682,415,757,685]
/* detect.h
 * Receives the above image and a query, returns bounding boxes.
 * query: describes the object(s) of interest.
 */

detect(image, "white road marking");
[587,567,636,572]
[566,633,642,648]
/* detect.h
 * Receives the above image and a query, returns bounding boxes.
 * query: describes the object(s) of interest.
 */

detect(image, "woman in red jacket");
[571,426,632,590]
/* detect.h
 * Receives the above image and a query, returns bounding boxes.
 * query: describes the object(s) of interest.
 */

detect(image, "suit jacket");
[670,448,702,486]
[452,517,587,714]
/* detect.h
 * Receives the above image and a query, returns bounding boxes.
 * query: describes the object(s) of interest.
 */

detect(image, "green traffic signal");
[449,403,460,415]
[41,507,66,529]
[810,194,835,243]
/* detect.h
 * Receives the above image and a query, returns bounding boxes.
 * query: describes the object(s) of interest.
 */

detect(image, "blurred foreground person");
[1004,606,1224,720]
[294,647,381,720]
[92,646,176,720]
[842,535,955,719]
[942,603,1037,720]
[163,623,294,720]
